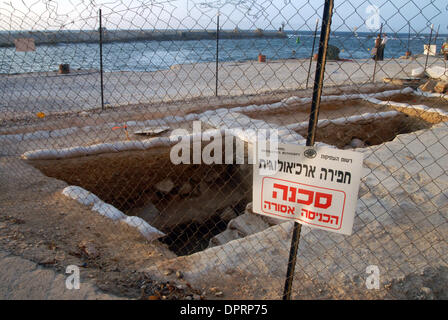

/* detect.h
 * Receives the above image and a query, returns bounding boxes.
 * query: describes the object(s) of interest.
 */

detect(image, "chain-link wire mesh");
[0,0,447,300]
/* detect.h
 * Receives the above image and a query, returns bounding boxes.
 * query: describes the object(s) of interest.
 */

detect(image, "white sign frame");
[253,143,364,235]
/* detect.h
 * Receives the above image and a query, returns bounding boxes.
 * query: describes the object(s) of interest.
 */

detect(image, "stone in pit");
[419,80,438,92]
[155,178,175,194]
[434,81,448,94]
[220,207,238,222]
[208,203,272,248]
[135,202,160,223]
[179,182,192,196]
[134,126,170,136]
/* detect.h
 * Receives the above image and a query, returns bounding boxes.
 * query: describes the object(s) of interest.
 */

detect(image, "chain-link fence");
[0,0,447,300]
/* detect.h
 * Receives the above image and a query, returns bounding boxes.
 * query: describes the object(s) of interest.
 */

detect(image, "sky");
[0,0,446,35]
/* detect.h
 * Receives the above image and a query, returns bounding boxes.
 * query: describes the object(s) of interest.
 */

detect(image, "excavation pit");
[377,93,448,110]
[26,144,253,256]
[23,92,444,257]
[294,112,432,149]
[375,93,448,124]
[243,99,389,126]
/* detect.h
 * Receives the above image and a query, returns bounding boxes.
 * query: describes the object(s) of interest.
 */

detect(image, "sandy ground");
[0,156,206,299]
[0,249,124,300]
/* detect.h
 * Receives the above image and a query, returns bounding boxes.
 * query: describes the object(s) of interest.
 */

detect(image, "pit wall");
[62,185,166,241]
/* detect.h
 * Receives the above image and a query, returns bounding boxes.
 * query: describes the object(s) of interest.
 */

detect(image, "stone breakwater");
[0,29,287,47]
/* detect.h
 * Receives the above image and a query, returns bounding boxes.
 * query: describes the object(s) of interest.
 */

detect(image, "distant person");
[372,35,381,60]
[442,38,448,60]
[378,33,388,60]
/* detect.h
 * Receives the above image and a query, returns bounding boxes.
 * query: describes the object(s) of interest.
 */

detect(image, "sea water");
[0,31,445,74]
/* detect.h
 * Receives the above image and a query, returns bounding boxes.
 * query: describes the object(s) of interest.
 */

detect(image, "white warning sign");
[253,143,364,235]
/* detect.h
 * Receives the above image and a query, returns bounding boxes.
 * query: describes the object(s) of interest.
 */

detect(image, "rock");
[209,203,283,248]
[203,169,220,183]
[215,291,224,297]
[246,202,284,225]
[179,182,192,195]
[136,202,160,223]
[176,271,183,279]
[411,67,425,77]
[383,78,404,85]
[78,240,98,258]
[227,213,270,236]
[350,138,366,148]
[134,126,170,136]
[220,207,238,221]
[55,251,66,261]
[327,45,340,60]
[419,80,438,92]
[434,81,448,94]
[426,66,448,81]
[156,179,246,229]
[420,287,434,299]
[155,178,174,193]
[208,229,244,247]
[421,287,432,295]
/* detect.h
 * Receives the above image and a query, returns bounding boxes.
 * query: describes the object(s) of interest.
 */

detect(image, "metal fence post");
[424,24,434,74]
[407,22,411,53]
[215,11,220,97]
[372,23,383,83]
[282,0,334,300]
[99,9,105,111]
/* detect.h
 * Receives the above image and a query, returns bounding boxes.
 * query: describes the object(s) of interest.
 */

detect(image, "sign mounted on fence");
[14,38,35,52]
[253,143,364,235]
